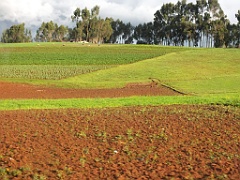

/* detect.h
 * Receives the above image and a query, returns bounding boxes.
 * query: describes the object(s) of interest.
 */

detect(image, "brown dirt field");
[0,81,181,99]
[0,105,239,179]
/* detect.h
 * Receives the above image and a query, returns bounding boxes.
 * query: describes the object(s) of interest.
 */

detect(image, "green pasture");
[0,94,239,110]
[60,48,240,94]
[0,43,239,110]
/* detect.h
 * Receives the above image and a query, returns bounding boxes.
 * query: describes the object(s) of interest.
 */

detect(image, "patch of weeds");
[122,146,131,156]
[135,130,141,138]
[19,166,31,173]
[32,173,47,180]
[94,157,101,162]
[126,129,134,141]
[82,147,89,155]
[64,166,72,175]
[155,128,168,141]
[95,131,107,142]
[75,131,87,138]
[0,167,8,180]
[10,169,22,177]
[216,174,228,180]
[79,157,87,167]
[57,170,64,179]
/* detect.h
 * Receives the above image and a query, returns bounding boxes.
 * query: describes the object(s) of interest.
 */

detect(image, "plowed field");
[0,105,239,179]
[0,81,180,99]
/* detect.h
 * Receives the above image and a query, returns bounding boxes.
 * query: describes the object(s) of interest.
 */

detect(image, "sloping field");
[60,48,240,94]
[1,43,239,95]
[0,44,240,110]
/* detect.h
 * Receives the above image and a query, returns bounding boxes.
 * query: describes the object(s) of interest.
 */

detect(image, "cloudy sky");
[0,0,239,34]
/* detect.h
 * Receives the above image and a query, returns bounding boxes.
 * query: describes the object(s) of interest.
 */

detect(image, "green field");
[0,42,239,110]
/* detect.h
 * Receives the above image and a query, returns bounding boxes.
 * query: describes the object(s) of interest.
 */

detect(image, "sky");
[0,0,239,35]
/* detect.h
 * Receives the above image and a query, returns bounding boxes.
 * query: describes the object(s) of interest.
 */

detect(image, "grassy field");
[0,42,239,110]
[60,48,240,93]
[0,93,239,110]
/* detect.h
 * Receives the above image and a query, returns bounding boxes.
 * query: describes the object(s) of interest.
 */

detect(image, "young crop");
[0,65,114,80]
[75,131,87,138]
[0,45,183,65]
[79,157,87,167]
[33,173,47,180]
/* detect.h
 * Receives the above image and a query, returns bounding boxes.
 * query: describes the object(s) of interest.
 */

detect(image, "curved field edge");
[0,94,239,110]
[0,43,185,65]
[1,45,239,95]
[60,48,240,94]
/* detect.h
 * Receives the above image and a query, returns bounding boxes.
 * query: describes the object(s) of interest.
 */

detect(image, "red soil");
[0,106,239,179]
[1,81,239,179]
[0,81,181,99]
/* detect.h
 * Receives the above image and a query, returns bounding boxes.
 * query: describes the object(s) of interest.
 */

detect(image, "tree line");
[1,23,32,43]
[1,0,240,48]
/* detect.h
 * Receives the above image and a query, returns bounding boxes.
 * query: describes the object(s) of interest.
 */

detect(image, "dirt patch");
[0,81,181,99]
[0,105,239,179]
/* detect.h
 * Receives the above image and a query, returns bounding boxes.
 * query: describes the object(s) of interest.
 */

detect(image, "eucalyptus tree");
[173,0,189,46]
[195,0,208,47]
[71,7,82,41]
[94,17,113,43]
[154,3,175,45]
[35,21,56,42]
[133,24,144,43]
[108,19,133,44]
[71,5,112,42]
[55,25,69,42]
[235,10,240,47]
[81,7,91,41]
[134,22,154,44]
[109,19,123,43]
[206,0,225,47]
[35,21,68,42]
[1,23,32,43]
[122,22,134,44]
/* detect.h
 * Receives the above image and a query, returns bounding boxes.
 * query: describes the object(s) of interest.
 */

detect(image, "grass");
[0,43,239,110]
[58,48,240,94]
[0,93,239,110]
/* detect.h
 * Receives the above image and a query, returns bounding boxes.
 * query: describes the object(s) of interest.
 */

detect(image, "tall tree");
[154,3,175,45]
[35,21,68,42]
[134,22,154,44]
[71,6,111,42]
[1,23,32,43]
[235,10,240,47]
[71,8,81,41]
[94,18,113,43]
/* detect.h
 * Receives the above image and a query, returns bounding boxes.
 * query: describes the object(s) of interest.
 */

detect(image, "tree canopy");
[1,0,240,48]
[1,23,32,43]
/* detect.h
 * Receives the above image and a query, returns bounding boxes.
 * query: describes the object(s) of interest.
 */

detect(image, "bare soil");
[0,105,239,179]
[0,81,181,99]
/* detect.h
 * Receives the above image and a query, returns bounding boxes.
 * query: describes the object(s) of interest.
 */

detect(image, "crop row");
[0,44,185,65]
[0,65,115,80]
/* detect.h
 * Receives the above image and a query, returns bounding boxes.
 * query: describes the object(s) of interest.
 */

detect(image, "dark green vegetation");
[1,1,240,48]
[0,44,183,65]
